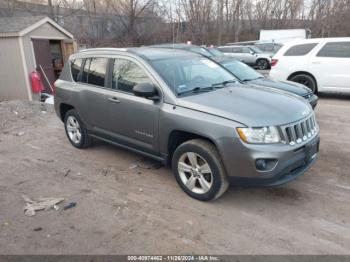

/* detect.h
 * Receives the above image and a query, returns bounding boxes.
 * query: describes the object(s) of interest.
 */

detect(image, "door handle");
[108,97,120,103]
[311,61,321,64]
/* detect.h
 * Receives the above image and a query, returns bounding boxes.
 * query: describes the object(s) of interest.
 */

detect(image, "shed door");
[62,41,75,62]
[32,39,56,93]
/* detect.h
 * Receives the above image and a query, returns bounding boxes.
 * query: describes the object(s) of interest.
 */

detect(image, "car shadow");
[90,136,308,204]
[318,92,350,100]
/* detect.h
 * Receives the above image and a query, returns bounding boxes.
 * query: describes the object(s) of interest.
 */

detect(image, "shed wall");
[0,37,28,100]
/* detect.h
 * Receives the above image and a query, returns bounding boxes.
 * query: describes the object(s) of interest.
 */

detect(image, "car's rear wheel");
[256,59,269,70]
[172,139,229,201]
[289,74,317,94]
[64,109,91,149]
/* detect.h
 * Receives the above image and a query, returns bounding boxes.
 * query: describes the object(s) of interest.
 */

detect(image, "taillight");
[271,59,278,67]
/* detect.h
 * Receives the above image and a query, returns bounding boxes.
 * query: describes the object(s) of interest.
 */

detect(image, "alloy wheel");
[66,116,82,144]
[178,152,213,194]
[257,60,268,70]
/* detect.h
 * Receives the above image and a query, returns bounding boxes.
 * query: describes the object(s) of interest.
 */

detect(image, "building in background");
[0,16,75,101]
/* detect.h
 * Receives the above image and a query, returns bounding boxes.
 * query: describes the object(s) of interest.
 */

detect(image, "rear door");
[76,57,111,130]
[309,41,350,91]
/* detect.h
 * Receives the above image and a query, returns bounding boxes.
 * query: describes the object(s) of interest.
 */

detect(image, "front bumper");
[218,135,320,186]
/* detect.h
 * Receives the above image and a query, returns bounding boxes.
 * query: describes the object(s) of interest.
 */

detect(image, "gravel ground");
[0,96,350,255]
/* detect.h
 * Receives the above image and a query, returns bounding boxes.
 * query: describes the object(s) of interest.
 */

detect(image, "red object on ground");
[30,71,45,93]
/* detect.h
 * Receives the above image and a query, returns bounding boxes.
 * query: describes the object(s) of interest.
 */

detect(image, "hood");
[177,84,312,127]
[250,78,311,96]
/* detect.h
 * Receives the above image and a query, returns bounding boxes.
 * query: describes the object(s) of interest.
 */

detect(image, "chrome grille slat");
[290,127,297,143]
[301,121,308,140]
[306,118,311,133]
[296,124,303,138]
[280,114,318,146]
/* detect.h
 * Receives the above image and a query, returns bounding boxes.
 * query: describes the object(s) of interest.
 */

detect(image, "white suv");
[269,38,350,94]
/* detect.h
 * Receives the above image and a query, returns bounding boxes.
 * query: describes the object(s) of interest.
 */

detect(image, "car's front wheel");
[172,139,229,201]
[64,109,91,149]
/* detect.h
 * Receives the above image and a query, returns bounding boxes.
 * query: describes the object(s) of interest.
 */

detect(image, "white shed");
[0,16,76,101]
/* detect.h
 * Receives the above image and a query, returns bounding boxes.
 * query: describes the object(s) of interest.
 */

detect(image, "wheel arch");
[60,103,75,122]
[167,130,219,166]
[287,71,318,91]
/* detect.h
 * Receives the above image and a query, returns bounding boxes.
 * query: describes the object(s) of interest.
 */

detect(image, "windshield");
[151,56,236,96]
[250,46,263,54]
[206,47,224,56]
[222,60,263,81]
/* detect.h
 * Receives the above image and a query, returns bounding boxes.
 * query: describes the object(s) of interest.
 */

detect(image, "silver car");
[217,45,272,70]
[54,47,320,201]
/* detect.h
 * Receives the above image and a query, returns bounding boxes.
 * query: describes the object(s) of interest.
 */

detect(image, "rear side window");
[284,43,317,56]
[242,47,251,53]
[112,58,152,93]
[232,47,242,53]
[81,57,108,87]
[317,42,350,58]
[71,59,83,82]
[218,47,232,52]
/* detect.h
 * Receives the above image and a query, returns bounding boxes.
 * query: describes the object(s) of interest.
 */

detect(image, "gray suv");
[217,45,272,69]
[54,48,320,201]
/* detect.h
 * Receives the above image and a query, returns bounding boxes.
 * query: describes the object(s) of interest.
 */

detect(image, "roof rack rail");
[78,48,128,53]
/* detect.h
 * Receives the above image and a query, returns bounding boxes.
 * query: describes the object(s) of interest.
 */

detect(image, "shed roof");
[0,16,74,38]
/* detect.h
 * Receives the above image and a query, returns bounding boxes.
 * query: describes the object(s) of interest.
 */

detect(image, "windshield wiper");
[211,80,236,88]
[177,86,214,96]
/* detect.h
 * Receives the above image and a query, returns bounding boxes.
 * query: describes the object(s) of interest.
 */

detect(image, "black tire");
[256,59,269,70]
[289,73,317,94]
[64,109,91,149]
[171,139,229,201]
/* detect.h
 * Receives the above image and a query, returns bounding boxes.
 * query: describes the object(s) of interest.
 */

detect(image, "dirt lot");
[0,95,350,255]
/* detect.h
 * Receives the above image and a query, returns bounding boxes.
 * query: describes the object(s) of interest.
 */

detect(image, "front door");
[242,47,256,64]
[104,57,160,154]
[230,47,244,61]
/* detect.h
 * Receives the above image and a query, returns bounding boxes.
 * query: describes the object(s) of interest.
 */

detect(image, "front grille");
[280,114,318,145]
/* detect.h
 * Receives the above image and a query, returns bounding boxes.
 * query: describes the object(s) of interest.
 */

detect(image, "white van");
[269,38,350,94]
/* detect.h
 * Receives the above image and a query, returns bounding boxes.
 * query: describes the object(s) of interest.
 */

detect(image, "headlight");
[237,126,280,144]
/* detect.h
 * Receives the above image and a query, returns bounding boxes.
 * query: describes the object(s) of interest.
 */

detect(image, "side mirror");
[250,51,255,55]
[133,83,159,101]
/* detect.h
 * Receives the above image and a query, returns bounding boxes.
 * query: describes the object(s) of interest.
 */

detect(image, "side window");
[71,59,83,82]
[242,47,251,53]
[232,47,242,53]
[81,57,108,87]
[317,42,350,58]
[218,47,232,53]
[112,58,152,93]
[284,43,317,56]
